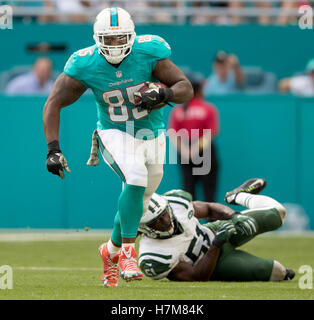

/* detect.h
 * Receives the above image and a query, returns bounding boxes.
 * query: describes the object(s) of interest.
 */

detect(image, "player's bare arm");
[153,58,194,103]
[43,72,87,143]
[228,54,245,85]
[167,246,221,281]
[193,201,235,221]
[43,72,87,178]
[193,199,259,237]
[278,78,291,93]
[167,219,236,281]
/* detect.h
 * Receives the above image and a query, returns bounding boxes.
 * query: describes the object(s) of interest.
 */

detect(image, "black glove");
[212,221,237,248]
[46,140,70,179]
[134,83,173,112]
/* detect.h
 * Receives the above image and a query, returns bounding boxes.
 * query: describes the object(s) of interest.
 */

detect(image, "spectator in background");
[203,51,245,96]
[190,1,212,25]
[279,58,314,97]
[277,1,309,25]
[229,1,273,25]
[169,72,219,202]
[6,58,54,95]
[147,1,176,23]
[228,2,273,25]
[123,1,150,24]
[53,0,93,23]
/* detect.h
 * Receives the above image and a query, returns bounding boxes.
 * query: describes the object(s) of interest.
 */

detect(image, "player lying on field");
[138,178,295,282]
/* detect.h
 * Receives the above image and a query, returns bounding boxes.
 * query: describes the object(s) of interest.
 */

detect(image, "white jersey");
[290,75,314,97]
[138,190,215,280]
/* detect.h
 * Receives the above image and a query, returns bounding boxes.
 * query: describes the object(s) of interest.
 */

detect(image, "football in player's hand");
[134,82,168,110]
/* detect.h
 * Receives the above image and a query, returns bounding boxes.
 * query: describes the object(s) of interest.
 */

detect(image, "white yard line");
[14,266,99,271]
[0,230,313,242]
[0,230,111,242]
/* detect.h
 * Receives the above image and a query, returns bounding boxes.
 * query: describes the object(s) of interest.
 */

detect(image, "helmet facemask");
[94,31,135,64]
[139,203,177,240]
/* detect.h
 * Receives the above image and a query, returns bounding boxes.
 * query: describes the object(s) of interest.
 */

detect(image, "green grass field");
[0,231,313,300]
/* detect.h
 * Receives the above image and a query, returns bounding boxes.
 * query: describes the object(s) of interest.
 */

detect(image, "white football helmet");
[139,194,177,239]
[93,7,136,64]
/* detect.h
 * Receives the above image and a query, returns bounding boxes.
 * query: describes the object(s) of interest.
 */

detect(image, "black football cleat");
[284,268,295,281]
[224,178,267,205]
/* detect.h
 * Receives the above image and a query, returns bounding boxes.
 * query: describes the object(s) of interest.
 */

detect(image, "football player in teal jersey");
[43,7,193,287]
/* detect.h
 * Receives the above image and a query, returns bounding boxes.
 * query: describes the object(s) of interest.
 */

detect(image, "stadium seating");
[241,66,277,94]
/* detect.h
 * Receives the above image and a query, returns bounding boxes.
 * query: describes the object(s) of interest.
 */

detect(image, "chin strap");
[173,218,183,235]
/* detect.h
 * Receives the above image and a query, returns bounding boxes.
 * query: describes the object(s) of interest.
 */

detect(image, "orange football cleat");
[119,246,143,281]
[99,242,120,287]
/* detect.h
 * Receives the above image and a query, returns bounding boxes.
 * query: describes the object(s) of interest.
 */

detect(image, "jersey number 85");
[102,83,149,123]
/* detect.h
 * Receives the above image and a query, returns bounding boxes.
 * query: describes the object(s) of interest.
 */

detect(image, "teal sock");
[118,184,145,239]
[111,211,122,246]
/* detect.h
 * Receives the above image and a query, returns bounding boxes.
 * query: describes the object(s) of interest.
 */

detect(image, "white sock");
[107,239,121,258]
[236,193,279,210]
[269,260,286,281]
[235,193,286,223]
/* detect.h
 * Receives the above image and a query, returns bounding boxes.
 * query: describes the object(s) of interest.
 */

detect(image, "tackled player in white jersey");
[138,178,295,282]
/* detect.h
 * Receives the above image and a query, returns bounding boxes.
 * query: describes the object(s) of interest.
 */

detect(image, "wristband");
[161,88,174,102]
[47,140,60,153]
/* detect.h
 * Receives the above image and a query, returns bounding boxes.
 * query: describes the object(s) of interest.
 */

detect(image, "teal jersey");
[64,35,171,139]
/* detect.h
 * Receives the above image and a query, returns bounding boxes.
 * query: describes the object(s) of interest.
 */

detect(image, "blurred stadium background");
[1,0,314,233]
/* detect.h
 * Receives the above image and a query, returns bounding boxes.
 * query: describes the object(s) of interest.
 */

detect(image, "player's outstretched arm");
[43,73,87,178]
[193,201,235,221]
[193,200,258,237]
[153,59,194,104]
